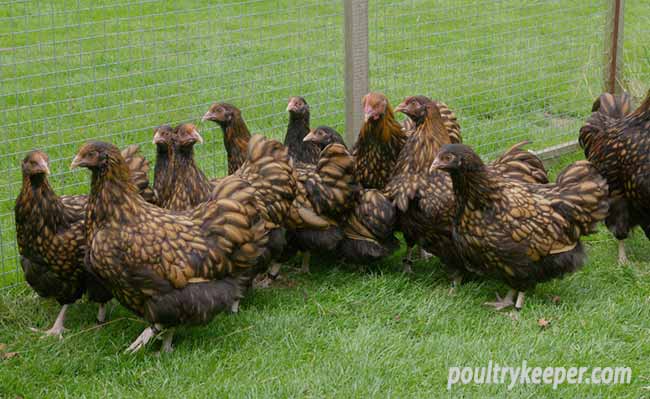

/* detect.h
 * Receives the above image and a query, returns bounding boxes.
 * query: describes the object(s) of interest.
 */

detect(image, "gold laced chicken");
[15,146,152,338]
[580,90,650,264]
[73,135,295,353]
[384,95,549,284]
[431,144,609,310]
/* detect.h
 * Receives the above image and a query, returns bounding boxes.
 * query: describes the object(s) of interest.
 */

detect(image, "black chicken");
[152,124,176,206]
[432,144,608,310]
[286,96,320,165]
[580,90,650,264]
[202,102,250,174]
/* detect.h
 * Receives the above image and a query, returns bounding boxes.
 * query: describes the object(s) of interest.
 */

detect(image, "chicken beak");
[38,159,51,175]
[303,131,317,142]
[191,128,204,144]
[429,157,443,173]
[202,111,215,122]
[152,130,164,145]
[394,102,407,114]
[70,155,83,170]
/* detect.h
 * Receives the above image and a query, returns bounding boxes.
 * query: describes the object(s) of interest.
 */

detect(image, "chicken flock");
[15,88,650,353]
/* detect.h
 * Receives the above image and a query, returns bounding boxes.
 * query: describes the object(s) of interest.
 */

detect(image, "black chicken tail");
[491,141,549,184]
[551,160,609,238]
[121,144,156,204]
[340,189,399,262]
[580,92,632,152]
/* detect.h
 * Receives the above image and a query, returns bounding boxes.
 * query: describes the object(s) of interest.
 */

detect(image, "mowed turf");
[1,0,650,397]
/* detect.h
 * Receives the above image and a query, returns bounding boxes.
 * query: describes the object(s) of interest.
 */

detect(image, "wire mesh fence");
[0,0,645,288]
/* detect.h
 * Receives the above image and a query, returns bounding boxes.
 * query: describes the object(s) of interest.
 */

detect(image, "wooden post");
[344,0,369,146]
[605,0,624,94]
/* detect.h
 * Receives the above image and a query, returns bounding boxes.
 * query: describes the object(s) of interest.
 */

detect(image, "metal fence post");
[605,0,624,94]
[344,0,369,145]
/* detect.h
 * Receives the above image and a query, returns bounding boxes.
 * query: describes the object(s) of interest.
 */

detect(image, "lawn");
[1,0,650,397]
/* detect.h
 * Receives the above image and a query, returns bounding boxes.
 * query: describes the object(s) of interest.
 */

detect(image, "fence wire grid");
[0,0,648,287]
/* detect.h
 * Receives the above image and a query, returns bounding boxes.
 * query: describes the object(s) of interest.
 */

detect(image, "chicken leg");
[618,240,629,265]
[484,289,516,310]
[31,304,68,339]
[448,276,462,295]
[160,328,175,353]
[300,252,311,274]
[402,245,417,274]
[96,303,107,324]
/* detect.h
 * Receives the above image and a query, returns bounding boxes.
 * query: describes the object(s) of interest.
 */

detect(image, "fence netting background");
[0,0,646,287]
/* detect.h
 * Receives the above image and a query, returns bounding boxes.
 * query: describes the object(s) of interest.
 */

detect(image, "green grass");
[2,0,650,397]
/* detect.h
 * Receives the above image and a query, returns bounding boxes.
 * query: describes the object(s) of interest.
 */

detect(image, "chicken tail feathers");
[491,141,549,184]
[340,189,399,262]
[201,177,270,273]
[121,144,156,204]
[592,92,633,118]
[551,160,609,237]
[237,135,297,225]
[304,143,359,217]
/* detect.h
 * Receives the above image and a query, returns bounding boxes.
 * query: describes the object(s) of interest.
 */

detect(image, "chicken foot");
[160,328,175,353]
[484,289,516,310]
[253,262,282,289]
[402,245,417,274]
[618,240,629,265]
[31,304,68,339]
[125,323,162,354]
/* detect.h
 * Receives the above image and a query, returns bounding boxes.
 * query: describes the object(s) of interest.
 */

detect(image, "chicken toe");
[125,326,157,354]
[33,304,68,339]
[484,289,516,310]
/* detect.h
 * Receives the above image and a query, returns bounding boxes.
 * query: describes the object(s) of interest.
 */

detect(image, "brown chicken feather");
[15,146,153,337]
[203,102,250,174]
[159,123,213,211]
[580,90,650,264]
[432,144,608,310]
[152,124,175,206]
[73,138,290,352]
[304,125,399,261]
[384,96,548,279]
[353,92,408,189]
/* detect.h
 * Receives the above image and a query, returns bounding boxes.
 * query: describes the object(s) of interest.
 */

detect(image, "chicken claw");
[31,304,68,339]
[125,326,158,354]
[484,289,516,310]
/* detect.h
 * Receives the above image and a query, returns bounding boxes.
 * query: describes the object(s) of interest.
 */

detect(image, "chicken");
[384,96,548,283]
[158,123,213,211]
[285,96,320,164]
[15,146,153,338]
[431,144,608,310]
[285,142,358,272]
[353,92,408,189]
[152,124,176,206]
[579,90,650,264]
[72,135,295,353]
[304,126,399,261]
[202,102,250,174]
